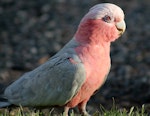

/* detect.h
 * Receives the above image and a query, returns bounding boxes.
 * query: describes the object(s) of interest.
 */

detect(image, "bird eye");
[102,15,112,23]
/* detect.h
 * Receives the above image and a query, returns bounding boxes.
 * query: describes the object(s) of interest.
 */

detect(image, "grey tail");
[0,95,11,107]
[0,101,11,107]
[0,84,11,107]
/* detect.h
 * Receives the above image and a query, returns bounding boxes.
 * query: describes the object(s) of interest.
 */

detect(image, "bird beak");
[116,20,126,36]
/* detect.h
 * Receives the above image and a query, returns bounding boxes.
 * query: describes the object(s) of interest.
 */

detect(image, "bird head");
[75,3,126,43]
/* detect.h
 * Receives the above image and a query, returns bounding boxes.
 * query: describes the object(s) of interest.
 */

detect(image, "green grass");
[0,105,148,116]
[96,104,148,116]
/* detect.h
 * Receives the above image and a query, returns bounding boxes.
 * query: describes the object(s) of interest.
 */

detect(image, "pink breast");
[66,45,110,108]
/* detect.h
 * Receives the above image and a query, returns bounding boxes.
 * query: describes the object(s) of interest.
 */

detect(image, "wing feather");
[4,52,86,106]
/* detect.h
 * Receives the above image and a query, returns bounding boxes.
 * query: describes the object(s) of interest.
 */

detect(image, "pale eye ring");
[102,15,112,23]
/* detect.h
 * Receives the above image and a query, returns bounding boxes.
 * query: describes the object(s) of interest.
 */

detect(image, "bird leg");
[78,101,90,116]
[63,106,69,116]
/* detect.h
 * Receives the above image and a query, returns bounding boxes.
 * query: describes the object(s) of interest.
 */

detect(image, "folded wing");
[4,52,86,106]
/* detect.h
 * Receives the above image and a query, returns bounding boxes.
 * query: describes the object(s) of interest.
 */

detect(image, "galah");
[0,3,126,116]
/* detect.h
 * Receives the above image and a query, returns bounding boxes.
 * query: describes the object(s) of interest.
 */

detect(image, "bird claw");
[80,110,91,116]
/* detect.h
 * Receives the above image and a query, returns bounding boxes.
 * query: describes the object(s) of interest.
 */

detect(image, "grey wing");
[4,54,86,106]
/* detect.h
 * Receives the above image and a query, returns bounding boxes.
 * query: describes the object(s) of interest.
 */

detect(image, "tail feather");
[0,95,11,107]
[0,96,11,107]
[0,101,11,107]
[0,84,11,107]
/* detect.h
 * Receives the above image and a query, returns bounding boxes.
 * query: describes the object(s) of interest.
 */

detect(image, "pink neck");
[75,19,118,46]
[74,19,112,86]
[74,19,112,74]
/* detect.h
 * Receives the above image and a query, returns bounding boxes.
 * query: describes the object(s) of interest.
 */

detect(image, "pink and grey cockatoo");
[0,3,126,116]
